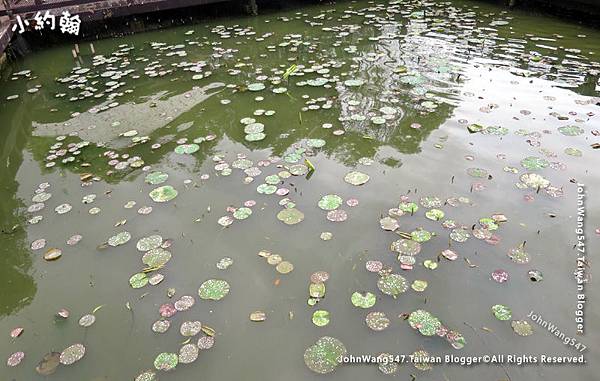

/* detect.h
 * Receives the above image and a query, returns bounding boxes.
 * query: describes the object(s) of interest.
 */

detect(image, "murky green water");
[1,0,599,380]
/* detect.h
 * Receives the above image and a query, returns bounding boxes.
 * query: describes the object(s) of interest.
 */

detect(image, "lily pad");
[312,310,330,327]
[178,343,199,364]
[233,207,252,220]
[511,320,534,336]
[137,235,163,252]
[78,314,96,327]
[520,156,549,170]
[154,352,178,371]
[318,194,343,210]
[351,291,376,308]
[7,351,25,367]
[491,304,512,321]
[108,231,131,247]
[310,283,326,298]
[59,343,85,365]
[408,310,442,336]
[377,274,408,297]
[198,279,230,300]
[391,239,421,256]
[129,272,149,289]
[36,352,60,375]
[365,311,390,331]
[277,208,305,225]
[145,171,169,185]
[303,336,347,374]
[180,321,202,337]
[149,185,178,202]
[344,171,370,186]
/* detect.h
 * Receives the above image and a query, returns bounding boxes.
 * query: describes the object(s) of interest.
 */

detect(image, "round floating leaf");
[174,144,200,154]
[7,351,25,367]
[326,209,347,222]
[508,247,530,264]
[450,228,470,243]
[467,167,488,178]
[135,370,158,381]
[198,279,230,301]
[399,202,418,213]
[174,295,195,311]
[558,125,584,136]
[351,291,376,308]
[491,269,509,283]
[520,156,549,171]
[248,83,265,91]
[423,259,438,270]
[310,271,330,283]
[277,208,304,225]
[256,184,277,194]
[36,352,60,376]
[413,350,433,371]
[425,209,444,221]
[78,314,96,327]
[344,171,370,186]
[245,132,266,141]
[129,272,149,289]
[180,321,202,337]
[519,173,550,189]
[511,320,533,336]
[411,280,428,292]
[178,343,199,364]
[287,164,309,176]
[491,304,512,321]
[142,248,172,267]
[309,282,326,298]
[154,352,178,371]
[152,319,171,333]
[145,171,169,185]
[303,336,347,374]
[312,310,330,327]
[197,335,215,350]
[108,231,131,247]
[244,123,264,134]
[377,274,408,297]
[420,196,442,208]
[378,353,398,374]
[149,186,178,202]
[250,311,266,322]
[380,217,399,231]
[276,261,294,274]
[408,310,442,337]
[233,207,252,220]
[59,343,85,365]
[318,194,343,210]
[365,311,390,331]
[411,229,433,243]
[44,248,62,261]
[137,235,163,252]
[307,139,326,148]
[390,239,421,256]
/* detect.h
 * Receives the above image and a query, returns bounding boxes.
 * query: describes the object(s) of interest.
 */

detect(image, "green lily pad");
[511,320,533,336]
[174,144,199,154]
[411,279,428,292]
[408,310,442,336]
[154,352,178,371]
[245,132,266,141]
[520,156,549,170]
[198,279,230,300]
[137,235,163,252]
[108,231,131,247]
[425,209,444,221]
[306,139,326,148]
[318,194,343,210]
[142,248,172,267]
[411,228,433,243]
[344,171,370,186]
[233,207,252,220]
[129,272,149,289]
[519,173,550,189]
[558,125,584,136]
[135,370,158,381]
[149,185,178,202]
[244,123,264,134]
[508,247,530,264]
[377,274,408,297]
[312,310,330,327]
[257,183,277,194]
[309,283,326,298]
[303,336,347,374]
[467,167,488,178]
[145,171,169,185]
[351,291,376,308]
[390,239,421,255]
[491,304,512,321]
[398,202,418,213]
[450,228,470,243]
[277,208,305,225]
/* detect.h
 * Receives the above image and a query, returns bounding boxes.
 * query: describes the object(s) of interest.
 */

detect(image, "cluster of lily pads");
[258,250,295,275]
[406,310,466,350]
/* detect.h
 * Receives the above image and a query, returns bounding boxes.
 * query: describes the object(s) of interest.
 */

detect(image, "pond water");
[1,0,599,380]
